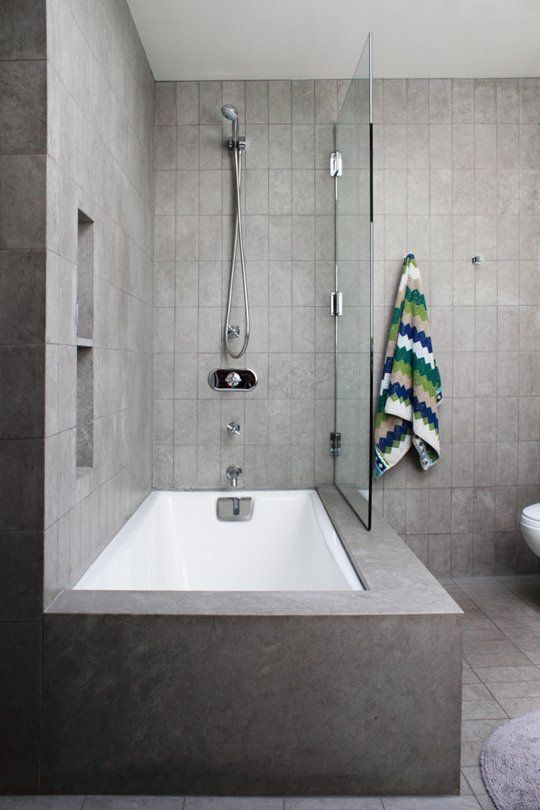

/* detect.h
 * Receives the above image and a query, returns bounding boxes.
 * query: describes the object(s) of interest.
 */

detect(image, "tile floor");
[3,576,540,810]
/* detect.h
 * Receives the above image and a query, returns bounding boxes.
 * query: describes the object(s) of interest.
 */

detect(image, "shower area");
[153,37,375,528]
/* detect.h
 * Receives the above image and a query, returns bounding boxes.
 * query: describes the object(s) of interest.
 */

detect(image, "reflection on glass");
[334,33,373,529]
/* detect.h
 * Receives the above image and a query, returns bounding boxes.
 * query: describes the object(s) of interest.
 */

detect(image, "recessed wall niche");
[76,209,94,473]
[77,209,94,339]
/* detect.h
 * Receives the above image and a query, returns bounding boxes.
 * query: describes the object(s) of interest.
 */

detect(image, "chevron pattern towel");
[374,254,442,478]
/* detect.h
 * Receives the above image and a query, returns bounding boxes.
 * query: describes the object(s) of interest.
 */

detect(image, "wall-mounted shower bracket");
[330,290,343,317]
[227,136,246,151]
[330,151,343,177]
[330,432,342,456]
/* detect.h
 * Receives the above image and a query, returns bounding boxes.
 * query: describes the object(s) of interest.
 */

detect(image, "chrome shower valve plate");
[208,368,258,391]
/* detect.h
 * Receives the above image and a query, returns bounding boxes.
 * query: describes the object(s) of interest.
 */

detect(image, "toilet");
[520,504,540,557]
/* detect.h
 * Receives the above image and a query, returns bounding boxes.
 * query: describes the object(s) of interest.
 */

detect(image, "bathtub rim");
[46,485,462,619]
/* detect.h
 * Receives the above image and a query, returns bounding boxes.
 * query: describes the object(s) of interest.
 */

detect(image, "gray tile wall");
[0,0,47,792]
[373,78,540,577]
[44,0,155,604]
[153,80,342,489]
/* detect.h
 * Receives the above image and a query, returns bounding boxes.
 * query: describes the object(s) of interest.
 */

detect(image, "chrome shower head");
[221,104,239,139]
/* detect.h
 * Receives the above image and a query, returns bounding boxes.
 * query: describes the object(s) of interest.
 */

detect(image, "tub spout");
[226,465,242,488]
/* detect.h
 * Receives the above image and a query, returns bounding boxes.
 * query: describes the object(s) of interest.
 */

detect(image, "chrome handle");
[226,465,243,488]
[227,421,241,436]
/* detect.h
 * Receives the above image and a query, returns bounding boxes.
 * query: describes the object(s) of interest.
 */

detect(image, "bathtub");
[44,486,462,797]
[74,489,363,591]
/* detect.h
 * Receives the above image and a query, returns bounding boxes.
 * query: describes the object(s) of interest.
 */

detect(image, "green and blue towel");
[374,254,442,478]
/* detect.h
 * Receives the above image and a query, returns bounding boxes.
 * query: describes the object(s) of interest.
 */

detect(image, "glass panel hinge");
[330,151,342,177]
[330,432,342,456]
[330,290,342,317]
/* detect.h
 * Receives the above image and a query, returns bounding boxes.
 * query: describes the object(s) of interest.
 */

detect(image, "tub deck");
[42,485,462,796]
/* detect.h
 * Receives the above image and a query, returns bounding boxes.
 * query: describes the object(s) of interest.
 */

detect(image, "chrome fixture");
[472,256,485,265]
[222,103,249,359]
[330,151,343,177]
[226,465,243,488]
[225,371,241,388]
[216,496,253,521]
[330,432,342,457]
[330,290,343,317]
[208,368,258,391]
[226,421,241,437]
[221,104,240,142]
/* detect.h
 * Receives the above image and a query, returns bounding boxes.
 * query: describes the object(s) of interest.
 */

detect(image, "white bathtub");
[74,489,363,591]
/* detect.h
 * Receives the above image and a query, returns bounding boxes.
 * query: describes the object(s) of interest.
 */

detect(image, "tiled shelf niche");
[76,346,93,472]
[77,210,94,341]
[76,209,94,474]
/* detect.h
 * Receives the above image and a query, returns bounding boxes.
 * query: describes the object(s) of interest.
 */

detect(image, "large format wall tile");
[154,80,337,490]
[0,0,46,60]
[44,0,154,599]
[0,60,46,154]
[0,532,42,620]
[374,77,540,577]
[0,154,46,248]
[0,1,47,794]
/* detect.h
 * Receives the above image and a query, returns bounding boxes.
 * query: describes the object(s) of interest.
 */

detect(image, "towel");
[374,254,442,478]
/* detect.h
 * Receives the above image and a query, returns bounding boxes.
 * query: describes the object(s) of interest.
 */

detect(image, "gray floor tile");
[461,699,507,720]
[461,717,506,741]
[381,797,481,808]
[462,669,482,684]
[473,664,540,682]
[475,797,495,809]
[0,801,85,809]
[462,640,520,655]
[486,678,540,699]
[83,800,184,809]
[460,740,483,766]
[496,694,540,717]
[185,799,283,809]
[461,684,493,701]
[461,766,487,796]
[284,800,383,809]
[465,652,532,668]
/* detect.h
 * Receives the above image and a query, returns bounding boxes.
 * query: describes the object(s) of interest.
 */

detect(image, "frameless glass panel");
[334,33,373,529]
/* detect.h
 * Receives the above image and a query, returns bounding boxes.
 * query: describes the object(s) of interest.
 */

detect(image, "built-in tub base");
[42,487,462,796]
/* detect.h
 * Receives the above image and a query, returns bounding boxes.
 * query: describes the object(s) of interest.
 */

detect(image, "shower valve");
[227,421,241,436]
[227,325,240,339]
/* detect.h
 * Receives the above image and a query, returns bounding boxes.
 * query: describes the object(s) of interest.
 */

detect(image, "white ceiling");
[127,0,540,81]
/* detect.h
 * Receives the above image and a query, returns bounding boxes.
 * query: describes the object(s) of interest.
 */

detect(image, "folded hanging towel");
[374,254,442,478]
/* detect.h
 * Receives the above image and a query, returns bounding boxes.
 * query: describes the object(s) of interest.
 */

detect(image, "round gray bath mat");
[481,709,540,809]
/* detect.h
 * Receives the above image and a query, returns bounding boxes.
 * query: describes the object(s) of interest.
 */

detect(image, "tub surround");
[153,78,340,492]
[42,487,462,796]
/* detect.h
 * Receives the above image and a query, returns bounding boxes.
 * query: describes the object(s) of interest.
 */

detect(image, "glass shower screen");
[334,33,373,529]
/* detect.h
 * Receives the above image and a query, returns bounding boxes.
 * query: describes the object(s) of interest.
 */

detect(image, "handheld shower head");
[221,104,239,140]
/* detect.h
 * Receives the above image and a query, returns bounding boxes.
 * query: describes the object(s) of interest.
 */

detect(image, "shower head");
[221,104,239,139]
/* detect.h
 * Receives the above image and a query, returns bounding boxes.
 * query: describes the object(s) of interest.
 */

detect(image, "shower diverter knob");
[225,371,242,388]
